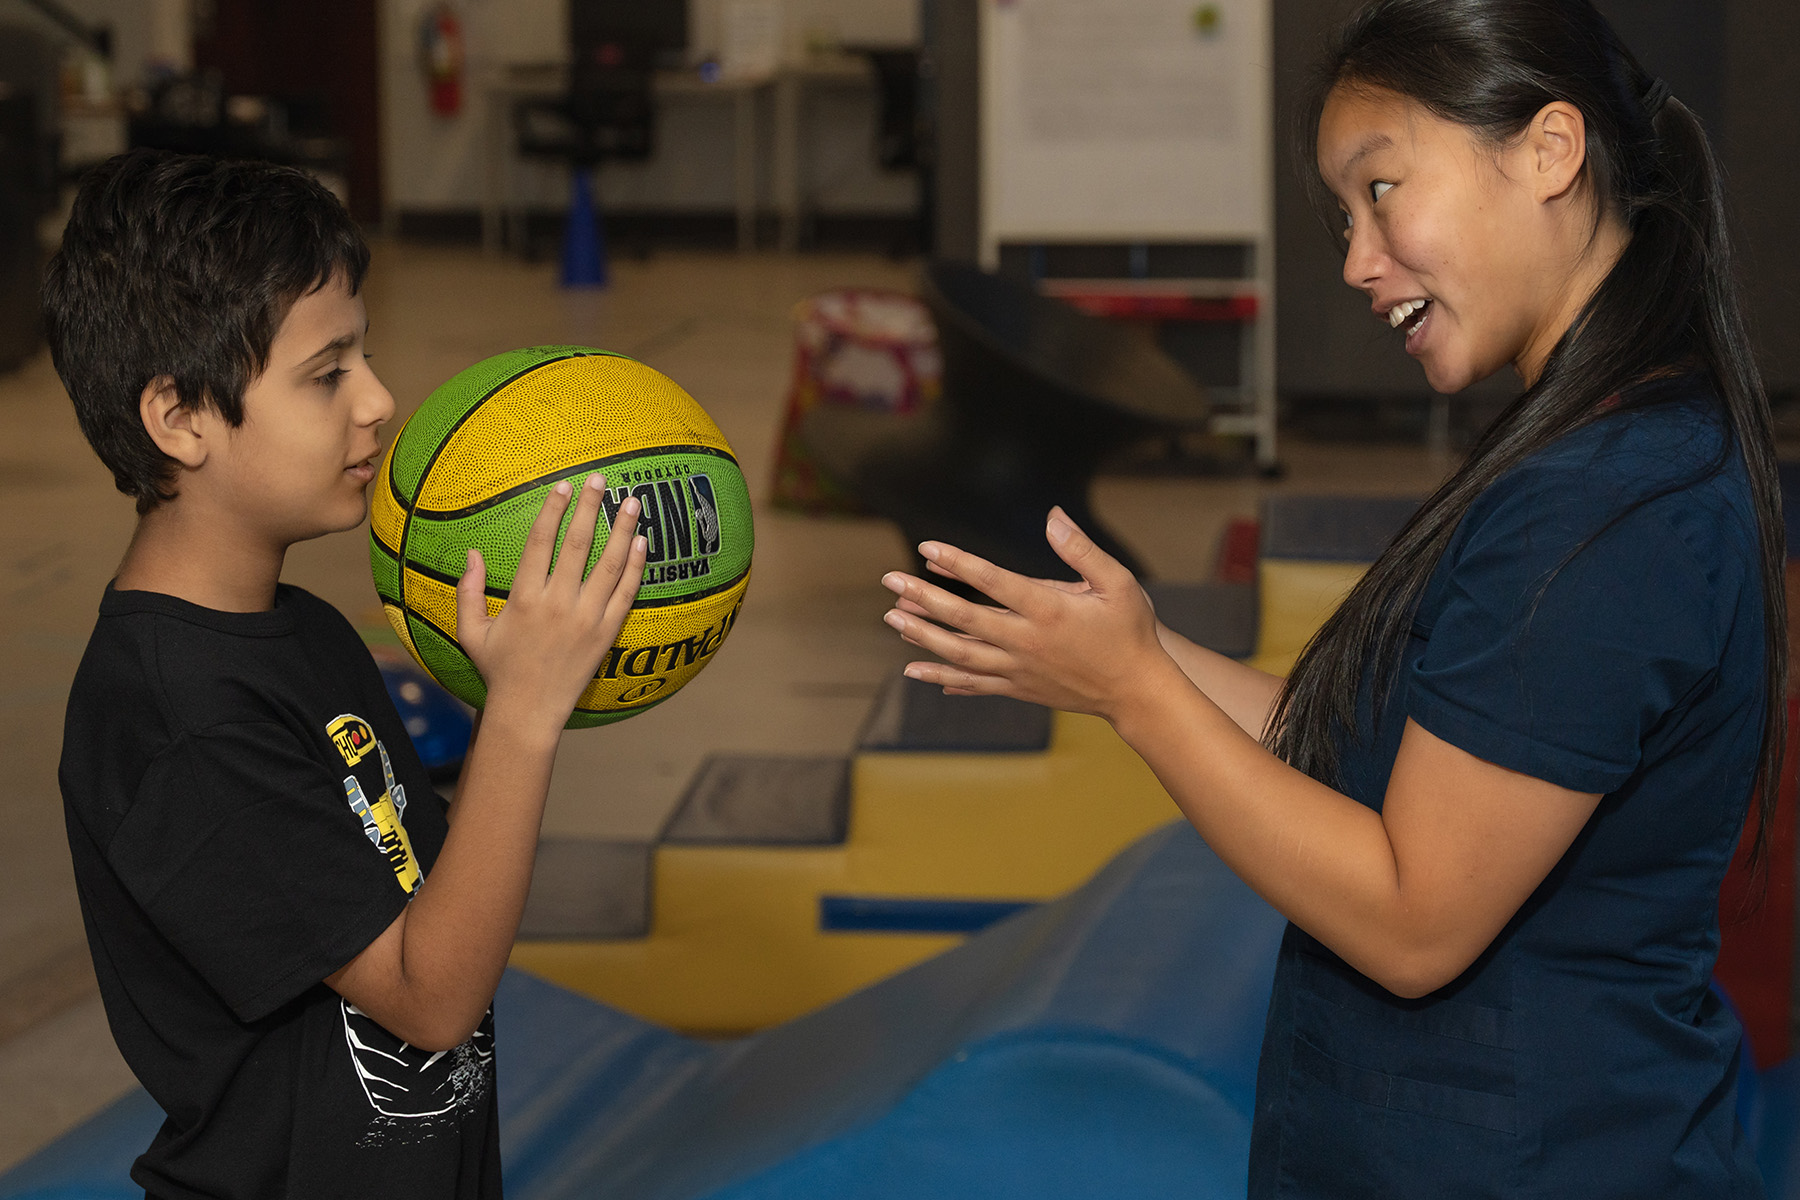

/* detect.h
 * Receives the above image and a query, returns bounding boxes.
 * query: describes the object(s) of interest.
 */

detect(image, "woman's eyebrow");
[1336,132,1396,176]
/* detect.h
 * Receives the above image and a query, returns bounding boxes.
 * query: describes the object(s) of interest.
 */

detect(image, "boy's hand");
[454,474,646,731]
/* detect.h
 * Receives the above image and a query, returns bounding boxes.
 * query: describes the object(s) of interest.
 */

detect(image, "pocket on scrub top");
[1290,952,1519,1135]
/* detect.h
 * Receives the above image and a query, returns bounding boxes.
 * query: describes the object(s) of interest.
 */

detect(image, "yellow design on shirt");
[334,716,420,895]
[327,714,378,767]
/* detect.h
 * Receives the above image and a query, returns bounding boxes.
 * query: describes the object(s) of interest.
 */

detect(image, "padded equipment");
[10,826,1798,1199]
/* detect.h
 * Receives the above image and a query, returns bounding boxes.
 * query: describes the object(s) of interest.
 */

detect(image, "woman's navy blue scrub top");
[1249,376,1768,1198]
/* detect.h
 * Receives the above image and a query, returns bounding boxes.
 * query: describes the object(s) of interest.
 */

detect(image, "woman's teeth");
[1387,299,1430,329]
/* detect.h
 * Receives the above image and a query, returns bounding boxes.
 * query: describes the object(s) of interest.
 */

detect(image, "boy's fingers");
[517,479,575,586]
[550,474,607,590]
[455,548,490,642]
[597,535,649,631]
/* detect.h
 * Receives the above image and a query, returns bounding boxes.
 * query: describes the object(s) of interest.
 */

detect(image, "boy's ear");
[139,376,210,469]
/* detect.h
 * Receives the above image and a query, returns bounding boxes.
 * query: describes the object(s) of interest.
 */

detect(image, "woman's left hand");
[880,507,1168,720]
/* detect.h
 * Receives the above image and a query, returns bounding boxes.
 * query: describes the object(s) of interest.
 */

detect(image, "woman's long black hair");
[1267,0,1788,872]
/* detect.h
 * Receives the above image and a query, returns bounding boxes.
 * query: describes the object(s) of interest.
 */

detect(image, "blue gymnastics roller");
[5,825,1795,1199]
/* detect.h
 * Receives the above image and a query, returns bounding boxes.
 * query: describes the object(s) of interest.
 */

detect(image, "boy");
[45,150,646,1197]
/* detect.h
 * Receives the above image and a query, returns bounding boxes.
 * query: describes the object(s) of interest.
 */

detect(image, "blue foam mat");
[6,825,1796,1199]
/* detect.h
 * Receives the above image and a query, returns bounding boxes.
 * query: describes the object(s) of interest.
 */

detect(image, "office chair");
[513,53,656,287]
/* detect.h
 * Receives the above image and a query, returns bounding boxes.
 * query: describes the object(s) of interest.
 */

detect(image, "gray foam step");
[1260,494,1422,562]
[1143,580,1257,660]
[858,675,1053,753]
[663,755,851,845]
[519,839,653,939]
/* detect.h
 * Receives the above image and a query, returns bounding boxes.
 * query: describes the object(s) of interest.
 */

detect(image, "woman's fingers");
[883,607,1010,676]
[1043,507,1133,594]
[903,659,1008,695]
[915,541,1041,614]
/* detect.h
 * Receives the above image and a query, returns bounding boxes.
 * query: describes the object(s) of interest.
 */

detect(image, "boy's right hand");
[454,474,647,733]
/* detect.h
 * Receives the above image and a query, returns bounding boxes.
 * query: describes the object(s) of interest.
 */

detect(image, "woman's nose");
[1342,226,1385,293]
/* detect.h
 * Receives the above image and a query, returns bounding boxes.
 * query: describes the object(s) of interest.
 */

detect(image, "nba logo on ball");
[369,347,754,728]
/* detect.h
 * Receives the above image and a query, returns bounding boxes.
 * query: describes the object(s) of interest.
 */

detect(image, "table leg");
[482,86,504,255]
[735,85,757,252]
[774,71,802,252]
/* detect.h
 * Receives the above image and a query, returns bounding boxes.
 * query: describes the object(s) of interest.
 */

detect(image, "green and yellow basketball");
[369,346,753,728]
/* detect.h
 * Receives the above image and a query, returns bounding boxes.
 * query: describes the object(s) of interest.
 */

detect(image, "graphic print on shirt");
[326,711,494,1142]
[327,713,420,894]
[342,1002,495,1146]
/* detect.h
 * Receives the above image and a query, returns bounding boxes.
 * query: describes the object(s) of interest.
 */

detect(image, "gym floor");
[0,243,1462,1170]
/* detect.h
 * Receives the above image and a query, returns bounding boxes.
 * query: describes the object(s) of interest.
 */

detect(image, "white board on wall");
[980,0,1273,261]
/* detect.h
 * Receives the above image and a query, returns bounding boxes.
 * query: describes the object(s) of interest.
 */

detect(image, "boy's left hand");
[880,507,1167,721]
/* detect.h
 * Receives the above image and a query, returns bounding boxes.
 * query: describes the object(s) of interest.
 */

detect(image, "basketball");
[369,346,753,728]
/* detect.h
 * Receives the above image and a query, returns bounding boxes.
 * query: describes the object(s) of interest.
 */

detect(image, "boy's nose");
[361,373,397,426]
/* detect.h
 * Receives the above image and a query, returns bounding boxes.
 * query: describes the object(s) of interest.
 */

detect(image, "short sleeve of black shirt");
[112,717,412,1022]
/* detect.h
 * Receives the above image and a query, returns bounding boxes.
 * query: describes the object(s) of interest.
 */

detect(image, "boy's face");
[214,274,394,544]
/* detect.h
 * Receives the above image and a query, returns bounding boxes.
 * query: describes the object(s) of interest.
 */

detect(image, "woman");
[879,0,1785,1193]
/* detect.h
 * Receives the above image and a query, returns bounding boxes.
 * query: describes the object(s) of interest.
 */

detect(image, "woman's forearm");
[1155,620,1285,740]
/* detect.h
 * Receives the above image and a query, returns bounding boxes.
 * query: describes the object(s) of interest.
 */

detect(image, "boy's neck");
[114,498,288,613]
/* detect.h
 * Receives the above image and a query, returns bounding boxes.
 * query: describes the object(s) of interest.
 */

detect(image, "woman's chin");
[1418,354,1500,397]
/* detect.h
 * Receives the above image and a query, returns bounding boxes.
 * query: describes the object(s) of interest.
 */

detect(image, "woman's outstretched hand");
[880,506,1168,721]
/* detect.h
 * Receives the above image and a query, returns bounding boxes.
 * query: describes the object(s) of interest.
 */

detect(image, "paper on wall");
[1019,0,1239,141]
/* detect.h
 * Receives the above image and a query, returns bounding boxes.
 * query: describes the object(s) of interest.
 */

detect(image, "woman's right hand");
[454,473,647,733]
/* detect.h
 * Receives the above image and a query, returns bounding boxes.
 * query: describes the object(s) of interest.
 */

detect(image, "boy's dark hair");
[42,150,370,513]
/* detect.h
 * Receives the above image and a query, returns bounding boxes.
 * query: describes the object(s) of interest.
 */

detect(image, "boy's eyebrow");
[295,325,368,369]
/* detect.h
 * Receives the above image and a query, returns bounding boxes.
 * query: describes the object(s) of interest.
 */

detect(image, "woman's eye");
[1341,209,1354,233]
[1370,180,1394,202]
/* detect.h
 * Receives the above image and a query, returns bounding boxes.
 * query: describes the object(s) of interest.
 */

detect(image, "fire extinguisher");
[419,4,464,117]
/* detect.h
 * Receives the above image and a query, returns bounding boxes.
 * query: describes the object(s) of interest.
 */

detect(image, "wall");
[380,0,919,218]
[0,0,183,85]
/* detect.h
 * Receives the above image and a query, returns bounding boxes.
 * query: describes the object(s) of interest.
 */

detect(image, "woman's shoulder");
[1463,373,1753,567]
[1491,374,1741,511]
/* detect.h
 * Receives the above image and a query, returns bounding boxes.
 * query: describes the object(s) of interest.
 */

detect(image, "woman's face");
[1316,83,1593,394]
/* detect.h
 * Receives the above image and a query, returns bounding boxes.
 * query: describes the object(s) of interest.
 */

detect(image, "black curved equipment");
[802,261,1211,583]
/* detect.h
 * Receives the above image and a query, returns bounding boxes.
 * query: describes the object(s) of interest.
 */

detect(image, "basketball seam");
[405,606,659,718]
[400,557,751,611]
[412,444,741,520]
[395,350,608,637]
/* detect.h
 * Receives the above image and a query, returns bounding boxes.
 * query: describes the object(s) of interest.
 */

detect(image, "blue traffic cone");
[560,168,608,289]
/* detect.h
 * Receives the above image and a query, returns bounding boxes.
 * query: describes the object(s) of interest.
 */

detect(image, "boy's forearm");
[328,700,558,1049]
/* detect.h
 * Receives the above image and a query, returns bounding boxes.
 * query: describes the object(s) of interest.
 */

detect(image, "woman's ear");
[1527,100,1588,202]
[139,376,209,469]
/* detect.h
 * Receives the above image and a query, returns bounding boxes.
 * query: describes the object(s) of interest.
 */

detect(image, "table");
[478,55,875,256]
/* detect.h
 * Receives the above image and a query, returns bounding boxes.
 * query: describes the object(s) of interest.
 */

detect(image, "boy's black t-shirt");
[60,583,501,1199]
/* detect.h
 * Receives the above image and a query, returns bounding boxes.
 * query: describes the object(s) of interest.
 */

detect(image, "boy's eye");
[316,367,350,388]
[1370,180,1394,202]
